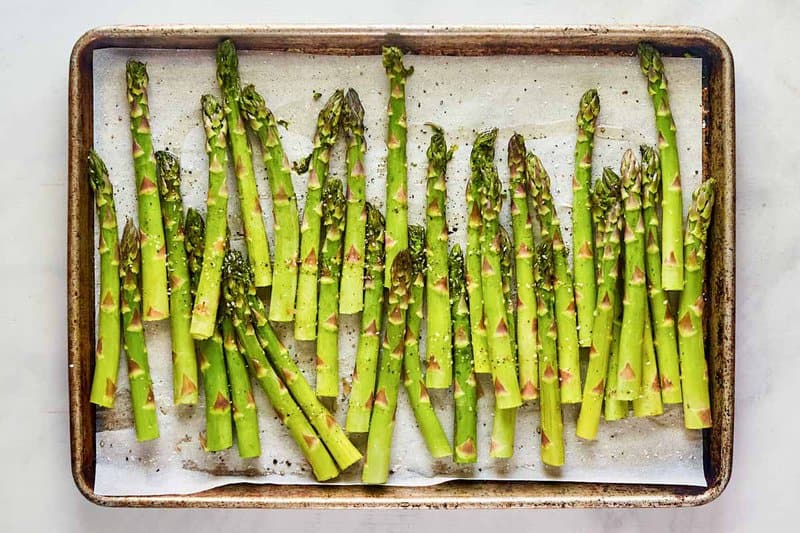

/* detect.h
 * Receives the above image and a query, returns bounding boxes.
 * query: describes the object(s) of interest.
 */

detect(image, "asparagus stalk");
[88,150,122,408]
[576,172,623,440]
[424,125,455,389]
[221,251,340,480]
[616,150,647,400]
[604,317,629,421]
[403,226,452,458]
[240,84,300,323]
[338,89,368,314]
[315,178,346,399]
[591,167,620,283]
[246,274,362,470]
[295,90,345,340]
[216,39,271,287]
[189,95,230,340]
[466,143,491,374]
[507,134,539,400]
[528,153,581,403]
[382,46,413,288]
[534,244,565,466]
[221,317,261,458]
[573,89,601,347]
[491,228,518,459]
[119,220,159,441]
[363,250,413,484]
[184,209,232,451]
[640,145,682,403]
[345,203,386,432]
[449,245,478,463]
[632,303,664,417]
[474,130,522,409]
[678,179,716,429]
[125,60,169,321]
[638,43,684,291]
[155,151,199,405]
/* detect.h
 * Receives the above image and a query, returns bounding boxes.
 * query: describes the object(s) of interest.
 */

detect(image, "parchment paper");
[92,47,705,496]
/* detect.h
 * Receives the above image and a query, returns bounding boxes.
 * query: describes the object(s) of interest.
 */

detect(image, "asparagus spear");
[216,39,271,288]
[88,150,122,408]
[345,204,386,433]
[534,244,565,466]
[491,228,518,459]
[295,90,345,340]
[449,245,478,463]
[591,167,621,283]
[189,95,230,340]
[240,84,300,323]
[315,178,346,399]
[184,209,232,451]
[640,145,682,403]
[576,173,623,440]
[221,317,261,458]
[678,179,716,429]
[507,134,539,400]
[221,251,340,480]
[125,60,169,321]
[403,226,452,458]
[573,89,601,347]
[423,125,455,389]
[382,46,413,288]
[475,130,522,409]
[246,275,362,470]
[119,220,159,441]
[616,150,646,400]
[604,316,629,421]
[155,151,199,405]
[528,153,581,403]
[466,142,491,374]
[338,89,368,314]
[638,43,684,291]
[632,303,664,418]
[363,250,413,484]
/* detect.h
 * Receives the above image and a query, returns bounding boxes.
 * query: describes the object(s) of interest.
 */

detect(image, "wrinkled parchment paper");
[92,47,705,496]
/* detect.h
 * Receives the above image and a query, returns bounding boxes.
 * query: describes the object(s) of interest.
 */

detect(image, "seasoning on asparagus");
[88,150,122,408]
[678,179,716,429]
[363,250,413,484]
[221,250,339,480]
[382,46,413,288]
[221,317,261,458]
[403,226,452,458]
[466,140,491,374]
[126,59,169,321]
[345,204,386,433]
[528,153,581,403]
[640,145,682,403]
[535,244,565,466]
[216,40,272,288]
[424,124,455,389]
[632,303,664,418]
[507,134,538,400]
[475,130,522,409]
[573,89,601,347]
[119,220,159,441]
[615,150,647,400]
[338,88,368,314]
[315,178,346,399]
[184,209,232,452]
[449,245,478,463]
[240,84,300,322]
[189,95,230,340]
[295,90,345,340]
[638,43,684,291]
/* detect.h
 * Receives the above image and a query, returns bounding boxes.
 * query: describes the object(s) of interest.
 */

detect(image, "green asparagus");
[221,317,261,457]
[466,144,491,374]
[632,303,664,418]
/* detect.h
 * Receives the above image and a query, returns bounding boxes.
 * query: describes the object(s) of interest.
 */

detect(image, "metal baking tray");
[67,25,735,508]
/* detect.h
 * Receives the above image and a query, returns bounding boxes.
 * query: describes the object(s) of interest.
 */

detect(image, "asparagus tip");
[125,59,148,90]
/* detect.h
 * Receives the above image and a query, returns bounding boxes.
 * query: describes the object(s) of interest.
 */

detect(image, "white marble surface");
[0,0,793,530]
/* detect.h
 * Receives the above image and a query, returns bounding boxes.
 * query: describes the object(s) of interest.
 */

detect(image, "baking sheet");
[91,47,705,496]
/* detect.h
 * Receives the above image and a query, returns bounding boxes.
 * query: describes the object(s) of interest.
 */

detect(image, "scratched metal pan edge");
[67,24,734,509]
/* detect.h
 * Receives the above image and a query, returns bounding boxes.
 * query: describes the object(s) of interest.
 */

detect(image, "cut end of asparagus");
[216,39,241,99]
[87,149,110,193]
[125,59,148,93]
[155,150,181,197]
[577,89,600,132]
[408,224,426,278]
[382,46,414,78]
[120,219,141,275]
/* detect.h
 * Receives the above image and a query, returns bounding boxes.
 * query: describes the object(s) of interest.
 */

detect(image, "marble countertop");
[2,0,791,531]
